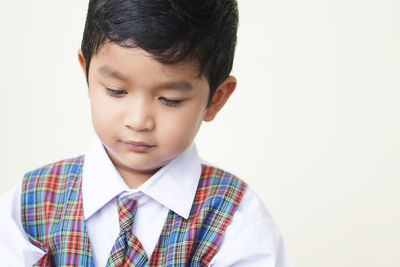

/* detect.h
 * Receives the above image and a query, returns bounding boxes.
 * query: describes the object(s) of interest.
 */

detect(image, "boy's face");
[78,42,235,185]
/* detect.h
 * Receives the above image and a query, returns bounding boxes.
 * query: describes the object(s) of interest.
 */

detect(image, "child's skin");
[78,41,236,188]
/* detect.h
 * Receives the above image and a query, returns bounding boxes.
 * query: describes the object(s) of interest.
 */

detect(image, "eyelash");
[106,88,183,106]
[159,97,183,107]
[106,88,126,97]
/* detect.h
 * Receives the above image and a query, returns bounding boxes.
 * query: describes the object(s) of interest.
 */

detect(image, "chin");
[123,161,163,173]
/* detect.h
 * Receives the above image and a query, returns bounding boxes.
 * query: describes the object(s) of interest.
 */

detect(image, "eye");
[106,88,127,97]
[159,97,183,107]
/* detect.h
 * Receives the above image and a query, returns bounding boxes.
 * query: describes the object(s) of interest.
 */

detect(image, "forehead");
[90,42,203,84]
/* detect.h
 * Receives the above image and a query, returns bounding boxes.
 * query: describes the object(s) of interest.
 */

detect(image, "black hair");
[81,0,239,103]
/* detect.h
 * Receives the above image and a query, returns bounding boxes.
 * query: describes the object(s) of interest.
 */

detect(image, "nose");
[123,96,155,132]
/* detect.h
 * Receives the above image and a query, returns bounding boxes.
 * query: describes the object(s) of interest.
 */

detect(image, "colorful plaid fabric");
[21,156,94,267]
[148,165,247,266]
[106,197,148,267]
[21,156,247,266]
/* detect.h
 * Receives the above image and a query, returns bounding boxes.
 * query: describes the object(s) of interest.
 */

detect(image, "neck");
[116,166,158,189]
[103,147,159,189]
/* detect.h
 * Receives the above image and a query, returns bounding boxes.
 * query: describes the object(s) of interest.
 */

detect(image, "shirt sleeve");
[210,186,290,267]
[0,182,45,266]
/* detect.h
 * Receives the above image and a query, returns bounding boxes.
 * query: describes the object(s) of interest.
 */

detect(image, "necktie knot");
[118,196,137,232]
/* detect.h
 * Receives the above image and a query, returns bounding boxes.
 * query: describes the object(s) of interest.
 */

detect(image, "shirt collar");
[82,135,201,221]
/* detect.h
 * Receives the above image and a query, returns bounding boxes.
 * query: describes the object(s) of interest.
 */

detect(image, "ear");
[78,49,91,97]
[78,49,87,77]
[204,76,236,122]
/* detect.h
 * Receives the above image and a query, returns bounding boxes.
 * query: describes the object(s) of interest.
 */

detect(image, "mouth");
[123,140,155,153]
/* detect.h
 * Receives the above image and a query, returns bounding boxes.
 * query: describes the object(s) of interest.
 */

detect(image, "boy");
[0,0,289,266]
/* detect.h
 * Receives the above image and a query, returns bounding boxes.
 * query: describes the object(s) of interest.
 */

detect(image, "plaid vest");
[21,156,247,266]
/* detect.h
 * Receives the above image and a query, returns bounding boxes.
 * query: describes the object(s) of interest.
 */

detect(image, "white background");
[1,1,399,266]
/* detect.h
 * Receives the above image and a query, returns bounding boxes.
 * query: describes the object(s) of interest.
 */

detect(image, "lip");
[123,140,155,153]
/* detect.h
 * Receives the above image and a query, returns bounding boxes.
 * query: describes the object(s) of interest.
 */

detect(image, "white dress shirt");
[0,136,290,267]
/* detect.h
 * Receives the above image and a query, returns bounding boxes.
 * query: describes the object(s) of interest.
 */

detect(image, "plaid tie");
[106,196,149,267]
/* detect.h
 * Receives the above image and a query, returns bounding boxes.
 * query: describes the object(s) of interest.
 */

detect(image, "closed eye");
[106,88,127,97]
[159,97,183,106]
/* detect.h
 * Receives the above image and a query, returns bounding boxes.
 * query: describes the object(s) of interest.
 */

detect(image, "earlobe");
[204,76,236,122]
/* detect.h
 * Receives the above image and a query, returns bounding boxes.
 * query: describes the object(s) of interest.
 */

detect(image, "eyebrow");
[161,80,194,91]
[97,65,127,81]
[97,65,194,91]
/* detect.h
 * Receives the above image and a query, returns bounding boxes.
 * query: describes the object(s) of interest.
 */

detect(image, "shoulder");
[200,163,290,266]
[23,155,84,180]
[199,163,247,189]
[199,162,269,219]
[22,155,85,200]
[212,185,290,266]
[23,156,84,187]
[198,163,248,206]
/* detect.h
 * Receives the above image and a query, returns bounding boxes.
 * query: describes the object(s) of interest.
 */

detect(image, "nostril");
[121,97,156,132]
[123,112,155,132]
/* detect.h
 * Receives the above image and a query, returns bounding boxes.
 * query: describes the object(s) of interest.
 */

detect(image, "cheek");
[91,106,107,140]
[90,96,119,135]
[160,108,205,146]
